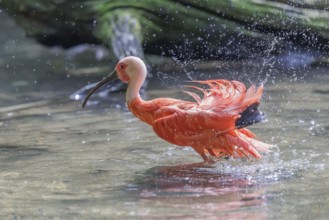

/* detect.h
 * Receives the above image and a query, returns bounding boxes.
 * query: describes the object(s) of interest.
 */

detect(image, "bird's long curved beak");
[82,70,118,108]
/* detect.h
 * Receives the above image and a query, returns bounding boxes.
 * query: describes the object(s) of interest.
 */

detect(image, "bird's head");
[82,56,147,107]
[116,56,147,83]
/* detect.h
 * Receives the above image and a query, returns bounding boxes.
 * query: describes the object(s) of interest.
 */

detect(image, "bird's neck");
[126,71,146,103]
[126,81,142,102]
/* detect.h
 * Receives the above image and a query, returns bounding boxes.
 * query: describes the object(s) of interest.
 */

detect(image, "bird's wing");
[152,80,264,140]
[151,107,271,159]
[152,103,236,147]
[151,86,270,159]
[152,111,202,147]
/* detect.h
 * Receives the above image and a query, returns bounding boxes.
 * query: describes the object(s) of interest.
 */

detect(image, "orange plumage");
[82,56,272,162]
[128,80,270,161]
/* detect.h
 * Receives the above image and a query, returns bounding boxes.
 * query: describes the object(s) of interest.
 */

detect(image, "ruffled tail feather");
[206,129,273,159]
[228,129,273,159]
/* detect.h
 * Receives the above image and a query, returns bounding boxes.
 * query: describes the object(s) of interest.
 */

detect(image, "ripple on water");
[0,145,49,162]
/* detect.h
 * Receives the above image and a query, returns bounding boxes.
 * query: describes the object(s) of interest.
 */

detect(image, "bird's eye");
[120,64,125,69]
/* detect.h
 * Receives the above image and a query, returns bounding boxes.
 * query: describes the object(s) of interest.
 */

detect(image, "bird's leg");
[194,148,216,164]
[203,157,216,165]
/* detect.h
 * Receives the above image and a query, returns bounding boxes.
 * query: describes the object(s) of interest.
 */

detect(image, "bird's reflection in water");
[135,162,268,219]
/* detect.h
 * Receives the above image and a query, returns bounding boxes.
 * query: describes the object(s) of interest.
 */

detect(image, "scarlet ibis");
[82,56,272,162]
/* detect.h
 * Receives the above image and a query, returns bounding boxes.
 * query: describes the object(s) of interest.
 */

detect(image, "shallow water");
[1,11,329,219]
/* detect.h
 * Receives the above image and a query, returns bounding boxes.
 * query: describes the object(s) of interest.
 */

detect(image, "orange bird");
[82,56,272,162]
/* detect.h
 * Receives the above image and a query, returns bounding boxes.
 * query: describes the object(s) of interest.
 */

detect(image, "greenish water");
[1,11,329,219]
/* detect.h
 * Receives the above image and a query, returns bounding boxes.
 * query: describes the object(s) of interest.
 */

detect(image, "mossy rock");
[1,0,329,60]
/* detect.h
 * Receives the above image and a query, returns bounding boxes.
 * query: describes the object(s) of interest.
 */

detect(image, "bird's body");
[83,56,272,162]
